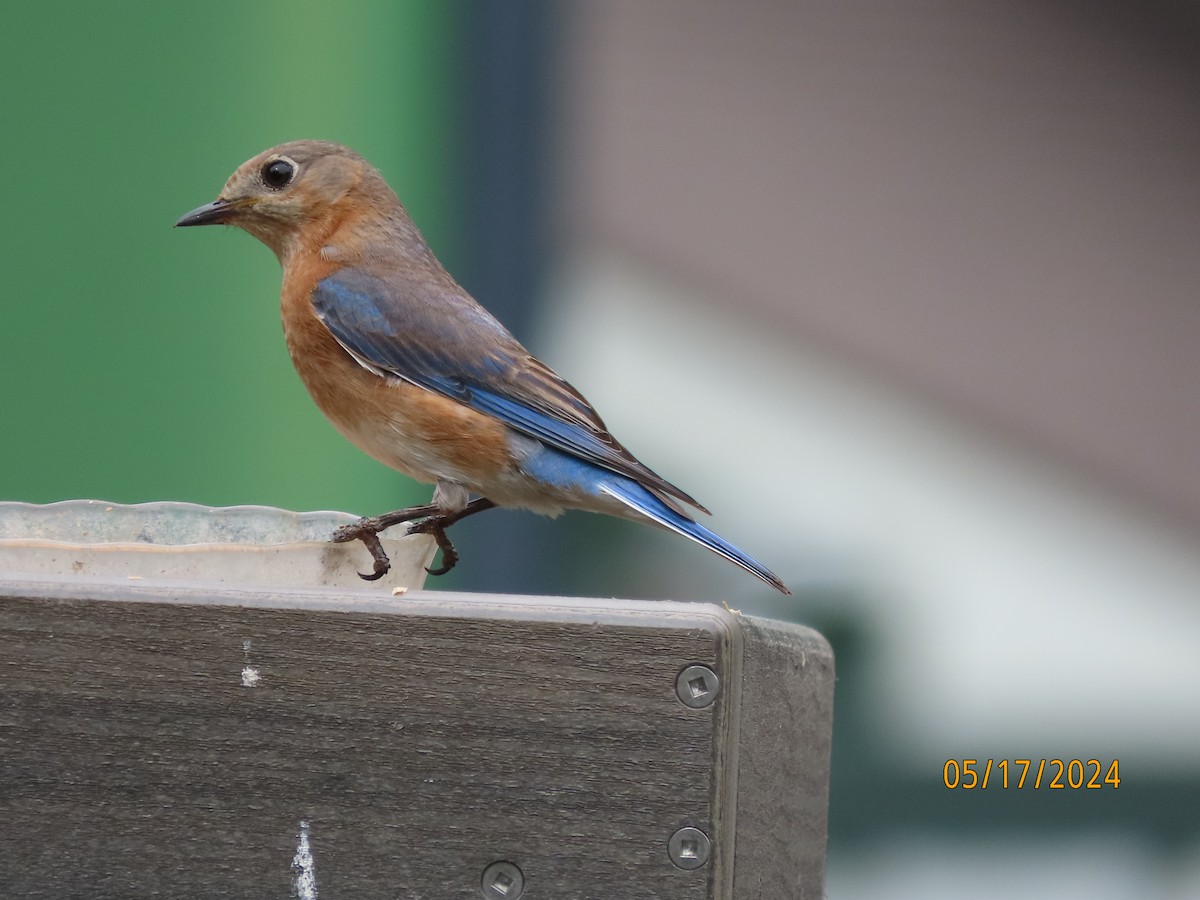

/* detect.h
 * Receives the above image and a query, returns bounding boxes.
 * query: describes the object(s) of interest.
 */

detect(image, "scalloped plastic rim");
[0,499,434,590]
[0,499,362,545]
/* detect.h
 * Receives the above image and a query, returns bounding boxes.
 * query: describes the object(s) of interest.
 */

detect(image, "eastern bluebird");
[177,141,789,594]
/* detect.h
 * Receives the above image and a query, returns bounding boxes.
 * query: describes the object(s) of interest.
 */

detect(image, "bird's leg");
[406,498,497,577]
[332,502,443,581]
[332,503,444,542]
[332,498,497,581]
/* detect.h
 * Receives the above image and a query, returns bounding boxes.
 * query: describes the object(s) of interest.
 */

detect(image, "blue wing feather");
[311,269,706,511]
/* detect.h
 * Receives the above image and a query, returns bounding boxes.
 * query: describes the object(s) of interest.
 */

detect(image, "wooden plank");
[0,578,740,899]
[733,616,835,900]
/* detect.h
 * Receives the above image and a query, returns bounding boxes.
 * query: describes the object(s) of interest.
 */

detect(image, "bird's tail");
[600,480,791,595]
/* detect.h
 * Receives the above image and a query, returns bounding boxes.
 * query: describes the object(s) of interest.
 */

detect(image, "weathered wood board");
[0,576,832,898]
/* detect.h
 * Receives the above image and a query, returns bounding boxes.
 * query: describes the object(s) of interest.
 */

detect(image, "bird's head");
[176,140,384,262]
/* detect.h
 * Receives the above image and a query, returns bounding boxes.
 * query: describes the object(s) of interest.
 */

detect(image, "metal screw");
[668,826,712,869]
[481,861,524,899]
[676,664,720,708]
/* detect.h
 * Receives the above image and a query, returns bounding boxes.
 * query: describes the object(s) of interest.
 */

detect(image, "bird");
[176,140,789,594]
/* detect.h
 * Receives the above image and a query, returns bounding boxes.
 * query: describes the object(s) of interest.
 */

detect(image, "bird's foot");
[402,497,495,576]
[332,498,498,582]
[352,529,393,581]
[406,516,460,576]
[331,503,442,581]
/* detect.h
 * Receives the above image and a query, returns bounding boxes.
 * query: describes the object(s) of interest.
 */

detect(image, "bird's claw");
[359,564,389,581]
[408,518,459,576]
[330,517,395,580]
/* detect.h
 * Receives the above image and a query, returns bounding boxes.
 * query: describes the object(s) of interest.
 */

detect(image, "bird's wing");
[311,268,706,512]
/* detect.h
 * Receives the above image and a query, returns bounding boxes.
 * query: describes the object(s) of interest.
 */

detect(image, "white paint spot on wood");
[241,639,261,688]
[292,819,317,899]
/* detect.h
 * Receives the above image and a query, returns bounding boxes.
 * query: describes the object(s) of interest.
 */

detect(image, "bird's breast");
[278,265,514,489]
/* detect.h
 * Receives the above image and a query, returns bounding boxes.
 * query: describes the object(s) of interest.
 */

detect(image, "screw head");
[481,861,524,899]
[668,826,712,869]
[676,664,720,708]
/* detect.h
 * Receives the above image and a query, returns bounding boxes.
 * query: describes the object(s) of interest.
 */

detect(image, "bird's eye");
[262,159,296,190]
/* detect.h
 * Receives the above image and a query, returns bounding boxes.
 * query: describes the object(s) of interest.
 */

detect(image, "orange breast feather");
[278,262,512,487]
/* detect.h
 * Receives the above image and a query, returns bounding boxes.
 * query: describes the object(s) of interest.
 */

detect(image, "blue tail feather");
[518,443,790,594]
[600,479,790,595]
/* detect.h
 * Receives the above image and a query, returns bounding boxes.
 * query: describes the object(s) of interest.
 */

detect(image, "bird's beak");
[174,198,243,227]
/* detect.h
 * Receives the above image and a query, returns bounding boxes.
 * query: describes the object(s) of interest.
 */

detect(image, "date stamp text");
[942,758,1121,789]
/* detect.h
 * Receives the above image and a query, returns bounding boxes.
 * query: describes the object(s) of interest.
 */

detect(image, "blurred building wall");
[560,0,1200,534]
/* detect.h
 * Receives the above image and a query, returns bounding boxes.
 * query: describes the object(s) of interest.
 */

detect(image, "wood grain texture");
[732,617,834,899]
[0,578,739,899]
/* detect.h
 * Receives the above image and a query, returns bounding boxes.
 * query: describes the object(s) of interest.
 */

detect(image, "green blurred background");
[0,1,457,517]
